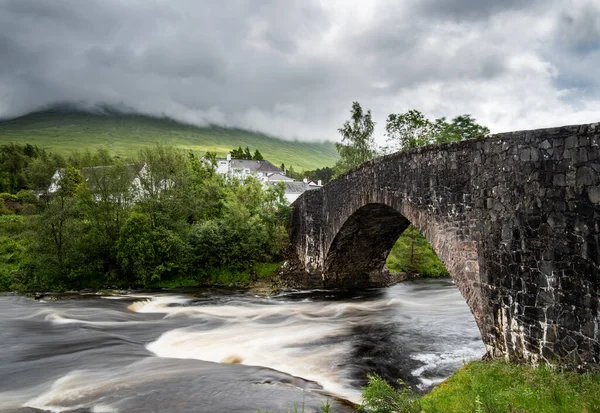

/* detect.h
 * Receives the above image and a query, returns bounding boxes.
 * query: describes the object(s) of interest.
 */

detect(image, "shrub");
[358,374,421,413]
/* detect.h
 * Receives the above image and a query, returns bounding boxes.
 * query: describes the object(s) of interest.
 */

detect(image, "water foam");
[137,295,379,403]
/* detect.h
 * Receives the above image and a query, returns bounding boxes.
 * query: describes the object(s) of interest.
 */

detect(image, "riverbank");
[358,359,600,413]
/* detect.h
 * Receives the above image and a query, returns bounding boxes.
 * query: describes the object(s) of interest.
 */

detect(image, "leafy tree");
[117,212,187,285]
[385,110,489,152]
[334,102,378,175]
[36,166,85,279]
[0,143,47,193]
[303,167,335,185]
[253,149,264,160]
[384,110,444,151]
[68,147,114,168]
[437,114,490,143]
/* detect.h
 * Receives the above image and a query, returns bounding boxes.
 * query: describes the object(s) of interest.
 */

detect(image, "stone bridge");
[287,123,600,367]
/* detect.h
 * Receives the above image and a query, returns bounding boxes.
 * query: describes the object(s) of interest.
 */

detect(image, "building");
[215,155,282,182]
[214,154,323,202]
[48,164,152,203]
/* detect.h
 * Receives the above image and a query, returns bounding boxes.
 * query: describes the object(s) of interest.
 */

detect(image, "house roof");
[268,181,315,194]
[217,158,282,174]
[266,173,294,182]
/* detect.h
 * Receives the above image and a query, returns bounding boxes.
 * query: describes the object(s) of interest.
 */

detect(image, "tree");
[303,167,335,185]
[117,212,187,285]
[437,114,490,143]
[252,149,264,160]
[230,146,244,159]
[384,110,441,151]
[244,146,252,160]
[39,166,84,272]
[385,110,489,152]
[334,102,378,175]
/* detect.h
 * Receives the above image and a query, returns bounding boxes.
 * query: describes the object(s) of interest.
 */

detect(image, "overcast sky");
[0,0,599,142]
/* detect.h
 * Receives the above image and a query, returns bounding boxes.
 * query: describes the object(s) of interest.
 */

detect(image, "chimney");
[303,178,308,183]
[226,153,231,161]
[318,180,322,186]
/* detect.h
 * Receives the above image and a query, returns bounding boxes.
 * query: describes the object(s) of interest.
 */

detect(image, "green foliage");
[385,110,489,152]
[230,146,266,161]
[334,102,378,176]
[117,213,187,285]
[420,360,600,413]
[0,215,33,291]
[0,142,62,193]
[1,144,290,291]
[386,225,449,277]
[253,149,264,160]
[358,374,421,413]
[355,362,600,413]
[302,166,334,185]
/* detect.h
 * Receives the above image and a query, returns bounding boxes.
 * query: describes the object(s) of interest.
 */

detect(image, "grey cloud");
[0,0,598,141]
[414,0,543,20]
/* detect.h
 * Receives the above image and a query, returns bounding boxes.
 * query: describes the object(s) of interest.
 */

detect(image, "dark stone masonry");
[287,122,600,368]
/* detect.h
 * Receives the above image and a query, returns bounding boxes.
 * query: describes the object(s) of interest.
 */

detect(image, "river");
[0,279,485,413]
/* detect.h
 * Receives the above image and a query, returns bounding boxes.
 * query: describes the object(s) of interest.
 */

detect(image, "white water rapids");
[0,279,485,413]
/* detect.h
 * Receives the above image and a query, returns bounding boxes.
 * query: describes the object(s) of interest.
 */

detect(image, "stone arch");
[321,200,485,332]
[323,203,411,286]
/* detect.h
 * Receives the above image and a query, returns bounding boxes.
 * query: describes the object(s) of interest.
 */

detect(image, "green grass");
[0,108,339,171]
[386,225,449,277]
[420,360,600,412]
[372,360,600,413]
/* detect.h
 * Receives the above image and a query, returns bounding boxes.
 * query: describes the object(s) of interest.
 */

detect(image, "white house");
[47,163,161,204]
[215,154,282,182]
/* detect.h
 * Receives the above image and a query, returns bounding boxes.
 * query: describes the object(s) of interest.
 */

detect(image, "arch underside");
[323,203,411,286]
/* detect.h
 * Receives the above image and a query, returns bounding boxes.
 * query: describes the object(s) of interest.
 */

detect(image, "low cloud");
[0,0,598,142]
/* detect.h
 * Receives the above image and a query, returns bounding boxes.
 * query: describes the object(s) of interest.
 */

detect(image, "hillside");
[0,108,338,171]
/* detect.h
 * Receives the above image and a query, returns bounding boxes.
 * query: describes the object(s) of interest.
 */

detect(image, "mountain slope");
[0,108,338,171]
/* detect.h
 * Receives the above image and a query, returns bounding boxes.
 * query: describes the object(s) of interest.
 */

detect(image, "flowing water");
[0,279,485,413]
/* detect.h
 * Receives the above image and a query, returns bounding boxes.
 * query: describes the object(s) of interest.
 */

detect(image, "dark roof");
[266,173,294,182]
[267,181,313,194]
[217,158,282,174]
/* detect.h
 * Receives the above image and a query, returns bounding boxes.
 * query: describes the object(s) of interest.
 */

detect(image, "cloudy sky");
[0,0,599,142]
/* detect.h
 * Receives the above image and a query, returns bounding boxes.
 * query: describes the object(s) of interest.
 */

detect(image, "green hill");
[0,108,338,171]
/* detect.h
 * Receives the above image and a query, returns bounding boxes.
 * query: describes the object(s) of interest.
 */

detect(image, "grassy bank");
[153,262,282,289]
[359,360,600,413]
[386,225,449,278]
